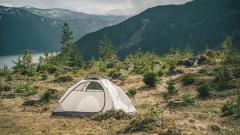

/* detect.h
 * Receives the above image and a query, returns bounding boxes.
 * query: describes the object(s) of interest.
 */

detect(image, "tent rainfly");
[52,78,137,116]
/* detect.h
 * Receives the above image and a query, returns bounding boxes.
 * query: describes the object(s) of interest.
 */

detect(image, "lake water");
[0,53,45,69]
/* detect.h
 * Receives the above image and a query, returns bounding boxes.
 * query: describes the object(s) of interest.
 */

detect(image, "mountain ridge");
[0,6,128,56]
[76,0,240,58]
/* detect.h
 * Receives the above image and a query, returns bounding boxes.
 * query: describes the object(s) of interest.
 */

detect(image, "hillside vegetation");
[0,24,240,134]
[77,0,240,58]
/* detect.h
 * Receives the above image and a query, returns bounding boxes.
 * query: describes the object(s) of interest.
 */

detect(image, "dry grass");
[0,66,240,135]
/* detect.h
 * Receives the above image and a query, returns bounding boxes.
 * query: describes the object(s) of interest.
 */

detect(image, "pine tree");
[59,22,84,68]
[60,23,74,55]
[12,56,23,72]
[22,49,32,70]
[66,44,84,67]
[99,34,118,61]
[222,37,239,64]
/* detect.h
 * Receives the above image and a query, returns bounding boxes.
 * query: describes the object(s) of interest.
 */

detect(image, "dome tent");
[52,78,137,116]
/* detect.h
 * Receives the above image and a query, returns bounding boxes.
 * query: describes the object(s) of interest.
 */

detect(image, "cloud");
[129,0,191,12]
[0,0,191,15]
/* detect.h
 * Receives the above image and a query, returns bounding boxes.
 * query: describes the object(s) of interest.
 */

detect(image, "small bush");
[221,101,235,116]
[157,70,164,77]
[47,66,58,74]
[162,92,171,102]
[0,84,11,92]
[159,125,182,135]
[233,66,240,78]
[198,68,208,75]
[214,67,234,91]
[167,80,175,95]
[15,83,37,97]
[54,74,73,83]
[167,62,177,75]
[197,84,212,98]
[0,66,10,77]
[41,89,58,103]
[143,72,158,87]
[92,110,130,121]
[54,68,66,78]
[26,69,35,77]
[0,84,3,92]
[106,61,116,69]
[5,74,13,81]
[41,73,48,80]
[182,94,195,106]
[180,74,196,85]
[124,110,162,133]
[127,88,137,97]
[118,74,127,81]
[108,70,121,80]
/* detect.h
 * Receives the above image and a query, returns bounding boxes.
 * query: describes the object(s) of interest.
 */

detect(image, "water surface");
[0,53,45,69]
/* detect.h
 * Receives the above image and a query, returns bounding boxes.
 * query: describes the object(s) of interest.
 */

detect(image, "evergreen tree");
[222,37,239,64]
[12,56,23,72]
[22,49,32,70]
[99,34,118,60]
[66,44,84,67]
[59,22,84,68]
[60,23,74,55]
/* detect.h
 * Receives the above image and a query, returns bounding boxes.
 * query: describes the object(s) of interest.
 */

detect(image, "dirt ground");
[0,66,240,135]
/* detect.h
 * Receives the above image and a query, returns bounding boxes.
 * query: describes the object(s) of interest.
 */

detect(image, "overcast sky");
[0,0,191,15]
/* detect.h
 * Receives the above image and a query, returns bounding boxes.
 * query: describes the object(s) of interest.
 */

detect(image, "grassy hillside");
[76,0,240,58]
[0,41,240,134]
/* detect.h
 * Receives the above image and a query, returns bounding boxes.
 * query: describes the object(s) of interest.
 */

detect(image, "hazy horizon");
[0,0,191,15]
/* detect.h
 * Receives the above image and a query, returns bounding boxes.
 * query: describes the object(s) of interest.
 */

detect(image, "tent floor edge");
[51,111,97,117]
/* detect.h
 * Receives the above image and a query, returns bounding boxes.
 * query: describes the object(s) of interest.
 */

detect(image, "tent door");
[61,82,105,113]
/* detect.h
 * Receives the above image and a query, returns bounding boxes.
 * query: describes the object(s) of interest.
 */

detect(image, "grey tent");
[52,78,137,116]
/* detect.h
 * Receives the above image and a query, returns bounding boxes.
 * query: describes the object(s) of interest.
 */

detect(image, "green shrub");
[159,125,182,135]
[162,92,171,102]
[0,65,10,77]
[197,84,212,98]
[92,110,130,121]
[54,68,66,78]
[41,89,58,103]
[182,94,195,106]
[233,66,240,78]
[5,74,13,81]
[125,51,160,75]
[0,83,2,92]
[54,74,73,83]
[118,74,127,81]
[47,66,58,74]
[127,88,137,97]
[214,67,234,91]
[143,72,158,87]
[198,68,208,75]
[157,70,164,77]
[41,73,48,80]
[106,61,116,69]
[15,83,37,97]
[124,110,162,133]
[180,74,196,85]
[26,69,35,77]
[168,61,176,75]
[167,80,175,95]
[222,101,235,116]
[0,84,11,92]
[108,69,122,80]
